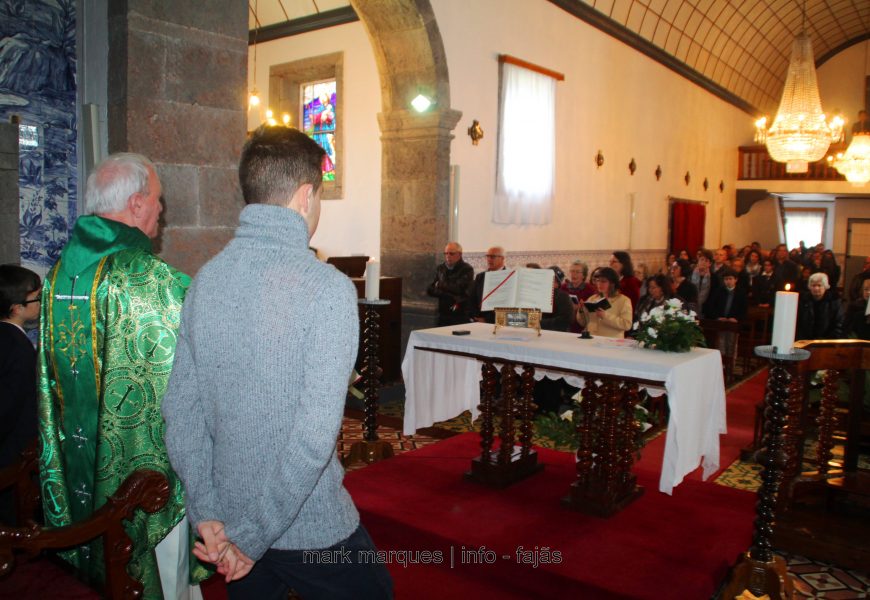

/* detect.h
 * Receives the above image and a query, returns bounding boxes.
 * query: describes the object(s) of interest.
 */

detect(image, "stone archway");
[351,0,461,311]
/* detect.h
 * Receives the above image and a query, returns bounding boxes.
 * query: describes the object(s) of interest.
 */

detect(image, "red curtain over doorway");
[670,202,706,257]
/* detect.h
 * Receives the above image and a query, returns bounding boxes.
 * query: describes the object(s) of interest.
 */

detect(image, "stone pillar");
[378,107,461,311]
[0,122,19,264]
[107,0,248,276]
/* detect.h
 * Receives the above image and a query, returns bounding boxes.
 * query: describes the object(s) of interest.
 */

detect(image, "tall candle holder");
[722,344,809,600]
[344,299,394,467]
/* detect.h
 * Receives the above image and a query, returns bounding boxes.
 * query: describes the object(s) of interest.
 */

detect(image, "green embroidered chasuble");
[36,215,210,598]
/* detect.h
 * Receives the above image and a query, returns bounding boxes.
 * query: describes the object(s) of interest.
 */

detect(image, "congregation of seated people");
[449,242,870,414]
[453,242,869,341]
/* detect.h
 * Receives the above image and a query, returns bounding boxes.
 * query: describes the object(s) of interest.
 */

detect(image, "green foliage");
[533,402,654,452]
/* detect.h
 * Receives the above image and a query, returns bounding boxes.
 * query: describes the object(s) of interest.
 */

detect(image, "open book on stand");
[481,268,555,312]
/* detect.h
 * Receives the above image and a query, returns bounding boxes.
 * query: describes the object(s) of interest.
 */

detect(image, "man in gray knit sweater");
[162,126,392,599]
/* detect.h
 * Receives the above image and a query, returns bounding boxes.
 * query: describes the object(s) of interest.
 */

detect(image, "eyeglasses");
[21,297,41,305]
[485,254,503,259]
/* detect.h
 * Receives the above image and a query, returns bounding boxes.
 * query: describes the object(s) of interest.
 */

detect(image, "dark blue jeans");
[227,524,393,600]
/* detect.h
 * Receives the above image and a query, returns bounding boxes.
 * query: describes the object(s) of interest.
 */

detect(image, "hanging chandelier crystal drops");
[754,31,843,173]
[828,134,870,186]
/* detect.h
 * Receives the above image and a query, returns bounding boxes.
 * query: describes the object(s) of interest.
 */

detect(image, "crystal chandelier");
[827,134,870,186]
[247,0,291,129]
[754,31,843,173]
[248,0,264,122]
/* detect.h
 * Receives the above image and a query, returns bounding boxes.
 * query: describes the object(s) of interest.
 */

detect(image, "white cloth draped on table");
[401,323,727,495]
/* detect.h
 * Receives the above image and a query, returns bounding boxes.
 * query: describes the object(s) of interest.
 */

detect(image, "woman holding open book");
[579,267,633,338]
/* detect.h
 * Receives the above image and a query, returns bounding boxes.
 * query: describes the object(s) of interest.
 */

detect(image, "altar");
[401,323,727,497]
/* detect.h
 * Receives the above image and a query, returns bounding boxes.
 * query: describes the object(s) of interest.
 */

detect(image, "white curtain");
[493,63,556,225]
[783,209,825,249]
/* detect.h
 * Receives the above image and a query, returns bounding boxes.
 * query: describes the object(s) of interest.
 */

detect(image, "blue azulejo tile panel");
[0,0,77,276]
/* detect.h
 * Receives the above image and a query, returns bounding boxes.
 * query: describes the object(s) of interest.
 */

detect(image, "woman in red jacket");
[609,251,641,311]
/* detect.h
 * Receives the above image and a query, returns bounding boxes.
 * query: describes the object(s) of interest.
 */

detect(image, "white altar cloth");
[401,323,727,495]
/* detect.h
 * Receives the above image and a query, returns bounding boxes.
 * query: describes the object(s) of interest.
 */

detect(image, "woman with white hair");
[796,272,845,341]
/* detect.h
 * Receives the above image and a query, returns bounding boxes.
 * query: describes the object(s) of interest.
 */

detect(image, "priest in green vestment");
[36,153,210,599]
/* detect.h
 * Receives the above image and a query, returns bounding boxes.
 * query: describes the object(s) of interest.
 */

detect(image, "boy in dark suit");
[704,269,748,321]
[0,264,41,522]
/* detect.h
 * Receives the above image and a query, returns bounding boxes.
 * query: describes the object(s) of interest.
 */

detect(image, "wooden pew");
[772,340,870,571]
[0,444,171,599]
[738,305,772,373]
[699,319,741,384]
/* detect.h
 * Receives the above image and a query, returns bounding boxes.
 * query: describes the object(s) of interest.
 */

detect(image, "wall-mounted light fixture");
[628,158,636,175]
[595,150,604,168]
[703,177,709,191]
[655,165,662,181]
[411,94,432,113]
[684,171,691,186]
[467,120,484,145]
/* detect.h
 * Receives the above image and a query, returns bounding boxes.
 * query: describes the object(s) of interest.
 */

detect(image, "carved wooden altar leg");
[723,348,804,600]
[519,366,536,460]
[466,361,544,487]
[618,383,642,489]
[563,378,644,517]
[600,380,620,490]
[478,361,498,466]
[497,364,518,467]
[344,301,394,467]
[573,378,598,487]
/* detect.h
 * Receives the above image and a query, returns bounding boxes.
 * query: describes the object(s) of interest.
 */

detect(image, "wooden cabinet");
[351,277,402,383]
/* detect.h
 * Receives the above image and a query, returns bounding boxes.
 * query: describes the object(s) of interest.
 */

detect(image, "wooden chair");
[699,319,741,384]
[738,305,772,373]
[0,443,171,599]
[771,340,870,571]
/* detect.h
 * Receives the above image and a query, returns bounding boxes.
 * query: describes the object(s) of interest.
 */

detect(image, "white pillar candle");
[365,259,380,300]
[771,287,798,353]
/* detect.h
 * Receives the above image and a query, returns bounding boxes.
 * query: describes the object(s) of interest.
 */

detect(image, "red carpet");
[345,432,756,599]
[198,370,768,599]
[638,369,766,484]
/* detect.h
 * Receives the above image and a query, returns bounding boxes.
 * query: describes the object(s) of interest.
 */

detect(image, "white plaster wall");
[733,197,781,251]
[833,197,870,253]
[246,2,864,262]
[433,0,752,256]
[817,40,869,125]
[247,22,382,259]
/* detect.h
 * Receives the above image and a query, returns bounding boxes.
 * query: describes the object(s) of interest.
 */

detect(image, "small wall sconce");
[467,120,484,145]
[655,165,662,181]
[719,180,725,192]
[628,158,636,175]
[684,171,691,186]
[595,150,605,168]
[703,177,709,191]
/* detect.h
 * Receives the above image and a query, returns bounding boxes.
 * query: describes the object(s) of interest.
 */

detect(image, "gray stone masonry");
[107,0,247,276]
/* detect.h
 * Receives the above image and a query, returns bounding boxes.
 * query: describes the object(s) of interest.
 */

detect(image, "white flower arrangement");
[633,299,705,353]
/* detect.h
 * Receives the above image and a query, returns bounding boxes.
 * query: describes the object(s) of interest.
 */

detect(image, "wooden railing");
[738,143,848,181]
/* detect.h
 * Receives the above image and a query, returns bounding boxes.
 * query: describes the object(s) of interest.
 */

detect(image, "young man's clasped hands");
[195,521,255,582]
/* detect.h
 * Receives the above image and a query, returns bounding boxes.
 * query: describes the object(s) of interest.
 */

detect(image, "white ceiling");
[249,0,350,29]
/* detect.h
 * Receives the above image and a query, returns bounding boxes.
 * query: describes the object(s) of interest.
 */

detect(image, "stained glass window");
[301,79,337,182]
